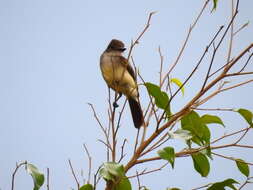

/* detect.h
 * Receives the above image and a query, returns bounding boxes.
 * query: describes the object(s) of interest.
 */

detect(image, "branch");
[211,127,250,144]
[157,25,224,128]
[47,168,50,190]
[125,41,253,171]
[135,126,252,165]
[238,176,253,190]
[233,21,249,36]
[11,161,27,190]
[191,183,212,190]
[239,52,253,72]
[212,152,253,165]
[196,79,253,107]
[114,98,128,137]
[127,12,156,61]
[158,46,164,87]
[225,71,253,77]
[161,0,211,86]
[93,165,102,190]
[193,107,235,112]
[224,43,253,73]
[226,0,235,63]
[118,139,127,163]
[83,143,92,184]
[127,163,168,179]
[201,0,240,90]
[88,103,111,152]
[68,159,80,190]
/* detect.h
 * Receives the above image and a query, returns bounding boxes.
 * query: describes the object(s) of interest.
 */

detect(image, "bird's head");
[106,39,126,52]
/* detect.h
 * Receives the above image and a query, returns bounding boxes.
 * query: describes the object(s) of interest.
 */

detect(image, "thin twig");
[158,46,164,87]
[212,152,253,165]
[219,79,253,92]
[115,98,128,135]
[225,71,253,77]
[223,43,253,73]
[161,0,210,86]
[134,129,141,154]
[143,102,151,119]
[140,133,169,156]
[192,107,235,111]
[118,139,127,163]
[191,183,212,190]
[196,79,253,107]
[47,168,50,190]
[136,171,141,190]
[83,143,92,184]
[68,159,80,190]
[235,144,253,149]
[124,39,253,172]
[98,139,113,151]
[127,163,168,179]
[127,12,156,61]
[226,0,235,63]
[93,165,102,190]
[157,26,224,128]
[201,1,239,90]
[111,95,117,162]
[238,176,253,190]
[234,127,250,144]
[233,21,250,36]
[239,52,253,73]
[88,103,111,152]
[211,127,250,144]
[208,60,232,78]
[138,73,159,123]
[11,161,27,190]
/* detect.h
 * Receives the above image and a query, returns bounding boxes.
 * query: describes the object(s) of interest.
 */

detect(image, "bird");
[100,39,144,129]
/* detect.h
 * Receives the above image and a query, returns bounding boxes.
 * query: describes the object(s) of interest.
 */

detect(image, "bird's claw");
[113,102,119,108]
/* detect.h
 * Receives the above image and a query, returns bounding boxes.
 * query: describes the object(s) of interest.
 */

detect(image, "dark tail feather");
[128,98,144,129]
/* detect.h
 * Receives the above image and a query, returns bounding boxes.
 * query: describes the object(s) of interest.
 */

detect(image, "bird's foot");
[113,102,119,108]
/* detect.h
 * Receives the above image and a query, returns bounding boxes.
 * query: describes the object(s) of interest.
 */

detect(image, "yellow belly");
[100,59,138,98]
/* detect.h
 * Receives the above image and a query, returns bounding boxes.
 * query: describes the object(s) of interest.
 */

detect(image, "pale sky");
[0,0,252,189]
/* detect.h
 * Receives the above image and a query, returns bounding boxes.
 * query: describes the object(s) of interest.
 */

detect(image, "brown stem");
[11,161,27,190]
[127,12,156,61]
[68,159,80,190]
[162,0,211,86]
[83,143,92,184]
[47,168,50,190]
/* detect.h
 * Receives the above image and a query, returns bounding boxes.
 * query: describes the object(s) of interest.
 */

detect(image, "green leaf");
[170,78,185,95]
[157,147,175,168]
[145,82,171,116]
[237,108,253,126]
[79,184,93,190]
[207,178,238,190]
[168,129,192,141]
[99,162,125,181]
[201,114,225,127]
[235,159,250,177]
[114,177,132,190]
[200,145,213,160]
[26,163,45,190]
[167,188,181,190]
[99,168,114,181]
[181,111,211,145]
[212,0,218,12]
[202,124,211,144]
[191,153,210,177]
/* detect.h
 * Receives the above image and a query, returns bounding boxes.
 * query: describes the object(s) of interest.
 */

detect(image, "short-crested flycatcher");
[100,39,144,129]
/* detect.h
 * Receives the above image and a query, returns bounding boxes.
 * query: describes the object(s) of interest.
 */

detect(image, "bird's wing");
[117,56,136,80]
